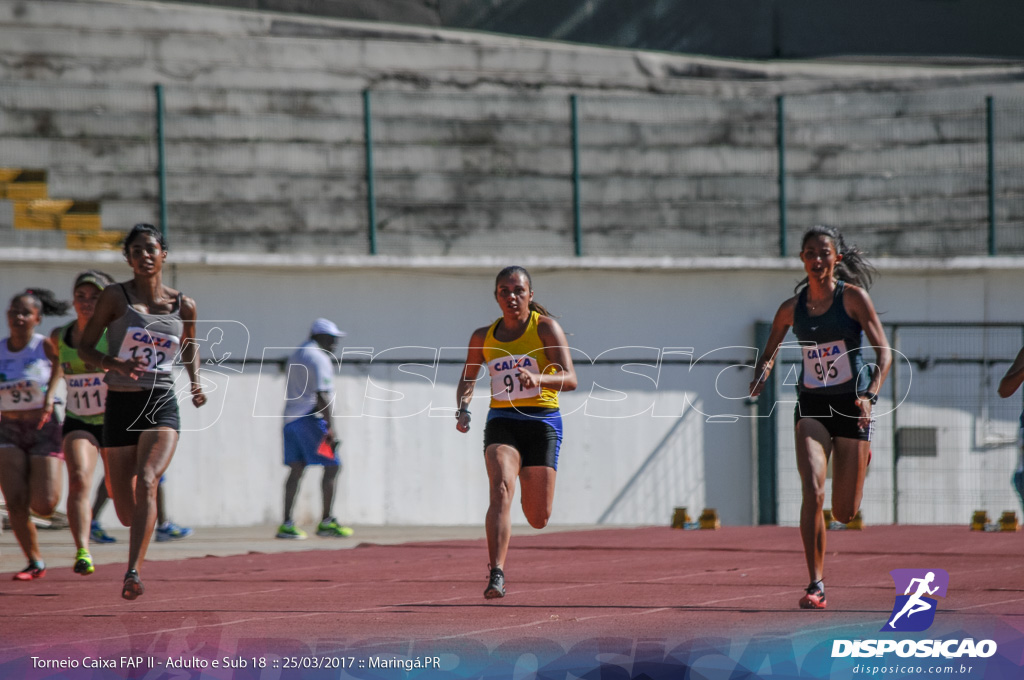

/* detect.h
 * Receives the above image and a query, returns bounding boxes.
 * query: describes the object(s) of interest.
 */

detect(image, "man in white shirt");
[276,318,353,539]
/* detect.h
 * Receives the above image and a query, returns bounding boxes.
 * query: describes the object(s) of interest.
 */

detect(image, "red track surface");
[1,526,1021,667]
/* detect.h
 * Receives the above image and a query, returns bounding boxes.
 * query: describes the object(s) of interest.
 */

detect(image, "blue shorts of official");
[283,414,340,466]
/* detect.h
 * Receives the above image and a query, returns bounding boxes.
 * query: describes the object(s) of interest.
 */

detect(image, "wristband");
[455,409,471,417]
[858,391,878,405]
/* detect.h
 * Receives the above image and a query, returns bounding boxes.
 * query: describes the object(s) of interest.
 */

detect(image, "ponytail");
[14,288,70,316]
[795,225,876,292]
[528,300,553,317]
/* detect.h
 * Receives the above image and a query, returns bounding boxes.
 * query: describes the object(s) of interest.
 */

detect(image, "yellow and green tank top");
[57,322,109,425]
[482,310,560,410]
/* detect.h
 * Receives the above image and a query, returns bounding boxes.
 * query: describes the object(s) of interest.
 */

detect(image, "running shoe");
[316,518,354,537]
[90,520,117,544]
[799,582,827,609]
[122,569,144,600]
[155,521,193,542]
[13,561,46,581]
[73,549,95,575]
[484,566,506,599]
[275,521,307,539]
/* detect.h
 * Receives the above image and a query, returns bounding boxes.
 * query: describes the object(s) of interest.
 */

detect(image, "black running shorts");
[103,388,180,447]
[795,391,872,441]
[483,408,562,470]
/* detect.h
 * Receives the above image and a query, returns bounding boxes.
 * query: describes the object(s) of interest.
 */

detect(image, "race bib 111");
[66,372,107,417]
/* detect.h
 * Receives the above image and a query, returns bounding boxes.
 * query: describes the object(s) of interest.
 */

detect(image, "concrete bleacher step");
[22,199,103,232]
[0,168,48,200]
[0,167,119,250]
[65,230,124,250]
[12,201,54,230]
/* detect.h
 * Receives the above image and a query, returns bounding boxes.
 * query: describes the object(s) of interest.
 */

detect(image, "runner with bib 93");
[749,226,891,610]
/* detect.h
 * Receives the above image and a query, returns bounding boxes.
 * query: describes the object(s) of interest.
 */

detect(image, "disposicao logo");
[831,568,998,660]
[883,568,949,632]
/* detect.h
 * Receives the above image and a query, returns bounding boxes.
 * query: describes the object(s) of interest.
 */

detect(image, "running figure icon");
[888,571,939,628]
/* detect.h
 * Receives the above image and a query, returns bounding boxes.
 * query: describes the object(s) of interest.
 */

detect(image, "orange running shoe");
[13,561,45,581]
[799,582,827,609]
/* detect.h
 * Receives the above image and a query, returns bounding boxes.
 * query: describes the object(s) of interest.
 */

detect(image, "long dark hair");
[495,265,553,317]
[796,225,876,292]
[11,288,70,316]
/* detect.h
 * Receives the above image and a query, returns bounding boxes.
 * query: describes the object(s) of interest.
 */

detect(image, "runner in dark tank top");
[750,226,892,611]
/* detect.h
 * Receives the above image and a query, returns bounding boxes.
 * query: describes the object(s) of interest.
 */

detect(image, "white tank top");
[0,333,51,411]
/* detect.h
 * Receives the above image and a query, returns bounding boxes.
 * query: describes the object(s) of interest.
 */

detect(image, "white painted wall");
[1,250,1022,527]
[165,363,704,529]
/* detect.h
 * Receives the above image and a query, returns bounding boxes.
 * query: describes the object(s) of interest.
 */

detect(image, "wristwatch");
[858,391,878,405]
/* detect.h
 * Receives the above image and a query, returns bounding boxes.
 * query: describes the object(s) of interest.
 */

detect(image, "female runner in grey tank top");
[78,223,207,600]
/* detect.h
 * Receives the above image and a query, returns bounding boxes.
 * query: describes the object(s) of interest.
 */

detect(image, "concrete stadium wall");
[160,0,1024,61]
[0,251,1021,528]
[440,0,1024,61]
[4,84,1024,257]
[3,1,1024,257]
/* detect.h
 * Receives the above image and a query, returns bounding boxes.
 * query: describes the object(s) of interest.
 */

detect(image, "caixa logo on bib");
[883,568,949,632]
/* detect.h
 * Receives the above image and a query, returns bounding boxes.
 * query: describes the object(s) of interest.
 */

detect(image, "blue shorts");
[283,415,339,467]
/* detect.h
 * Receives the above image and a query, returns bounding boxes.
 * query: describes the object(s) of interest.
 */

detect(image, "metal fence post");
[755,321,778,525]
[570,94,583,257]
[363,89,378,255]
[777,95,787,258]
[987,95,996,256]
[891,325,900,524]
[154,84,168,244]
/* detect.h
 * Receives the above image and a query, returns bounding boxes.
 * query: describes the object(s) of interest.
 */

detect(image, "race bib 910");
[0,379,44,411]
[66,372,107,417]
[802,340,854,389]
[489,354,542,402]
[118,327,180,373]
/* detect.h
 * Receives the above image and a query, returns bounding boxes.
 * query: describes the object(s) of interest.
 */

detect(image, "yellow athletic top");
[482,311,560,410]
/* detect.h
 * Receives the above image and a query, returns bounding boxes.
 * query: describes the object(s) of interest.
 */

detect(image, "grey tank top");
[105,283,184,390]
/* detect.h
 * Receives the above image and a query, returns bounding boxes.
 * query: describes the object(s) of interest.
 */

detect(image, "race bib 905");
[802,340,854,389]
